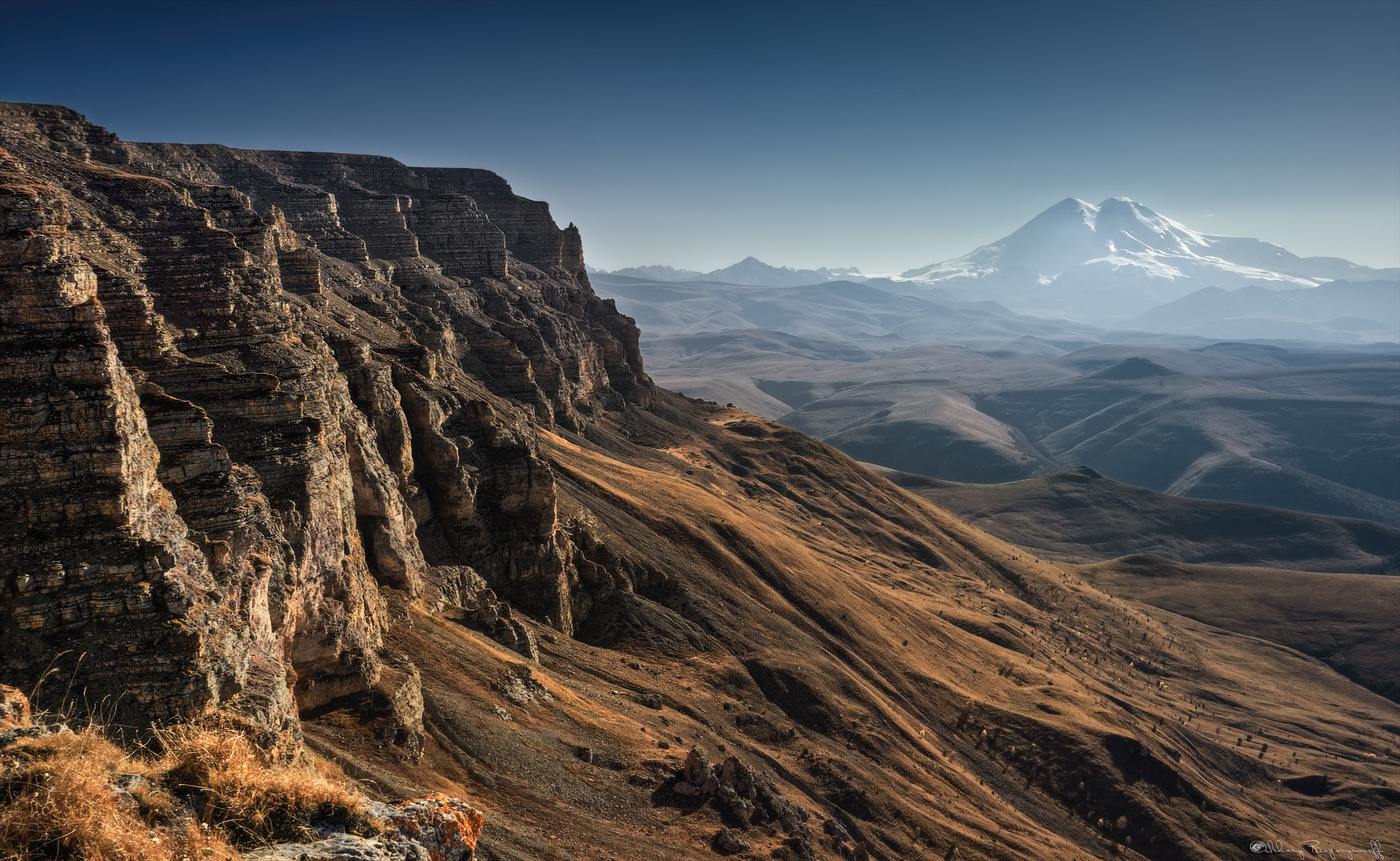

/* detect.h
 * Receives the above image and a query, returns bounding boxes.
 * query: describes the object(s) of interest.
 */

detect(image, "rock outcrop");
[0,102,651,738]
[242,794,484,861]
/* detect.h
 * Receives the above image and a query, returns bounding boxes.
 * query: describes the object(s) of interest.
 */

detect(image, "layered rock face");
[6,104,1398,861]
[0,102,650,735]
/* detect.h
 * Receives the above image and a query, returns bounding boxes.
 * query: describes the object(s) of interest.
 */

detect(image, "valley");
[1,102,1397,861]
[881,466,1400,575]
[596,272,1400,525]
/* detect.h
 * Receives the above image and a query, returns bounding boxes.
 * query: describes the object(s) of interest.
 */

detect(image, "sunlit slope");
[308,397,1400,861]
[1079,555,1400,704]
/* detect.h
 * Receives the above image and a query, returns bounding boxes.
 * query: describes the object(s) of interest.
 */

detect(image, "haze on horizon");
[2,0,1396,273]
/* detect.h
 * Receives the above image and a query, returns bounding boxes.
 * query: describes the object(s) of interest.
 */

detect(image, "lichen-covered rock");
[241,833,400,861]
[0,721,73,748]
[371,794,485,861]
[0,688,71,746]
[240,793,484,861]
[0,685,30,730]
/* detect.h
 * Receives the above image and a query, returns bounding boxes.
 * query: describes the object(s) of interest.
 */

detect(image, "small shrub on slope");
[154,724,371,844]
[0,722,371,860]
[0,727,232,860]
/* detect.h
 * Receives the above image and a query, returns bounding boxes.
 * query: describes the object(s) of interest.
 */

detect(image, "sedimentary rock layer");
[0,102,650,735]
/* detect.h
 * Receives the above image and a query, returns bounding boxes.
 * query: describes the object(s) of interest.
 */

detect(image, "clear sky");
[2,0,1397,272]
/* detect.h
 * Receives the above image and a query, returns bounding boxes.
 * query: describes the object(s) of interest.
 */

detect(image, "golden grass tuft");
[0,722,371,860]
[154,724,371,844]
[0,728,232,861]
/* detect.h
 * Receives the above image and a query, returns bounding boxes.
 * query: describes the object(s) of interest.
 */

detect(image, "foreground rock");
[243,794,484,861]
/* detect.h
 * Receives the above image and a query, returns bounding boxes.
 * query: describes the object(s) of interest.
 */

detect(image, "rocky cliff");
[0,102,649,739]
[3,104,1397,861]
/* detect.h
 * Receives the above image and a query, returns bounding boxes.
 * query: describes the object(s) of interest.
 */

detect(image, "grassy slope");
[1078,555,1400,704]
[303,396,1400,861]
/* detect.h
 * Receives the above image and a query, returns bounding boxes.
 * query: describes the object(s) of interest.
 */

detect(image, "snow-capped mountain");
[900,198,1399,323]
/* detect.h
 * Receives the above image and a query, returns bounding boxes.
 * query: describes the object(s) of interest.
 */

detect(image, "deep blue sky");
[2,0,1397,271]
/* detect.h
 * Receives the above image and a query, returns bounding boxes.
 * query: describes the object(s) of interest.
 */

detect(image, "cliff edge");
[1,102,650,737]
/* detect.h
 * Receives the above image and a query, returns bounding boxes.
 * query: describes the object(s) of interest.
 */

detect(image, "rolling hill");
[884,466,1400,574]
[596,272,1400,525]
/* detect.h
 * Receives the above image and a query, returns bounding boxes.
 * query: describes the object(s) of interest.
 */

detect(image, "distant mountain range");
[1128,279,1400,342]
[592,256,865,289]
[598,197,1400,338]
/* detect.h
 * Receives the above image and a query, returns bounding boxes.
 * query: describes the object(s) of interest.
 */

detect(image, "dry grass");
[0,722,372,860]
[0,729,222,861]
[154,724,370,844]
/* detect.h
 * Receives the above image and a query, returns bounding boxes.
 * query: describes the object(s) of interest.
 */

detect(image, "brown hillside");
[310,403,1400,859]
[1,103,1396,861]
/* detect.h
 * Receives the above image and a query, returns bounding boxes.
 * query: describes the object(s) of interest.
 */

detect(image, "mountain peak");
[1095,196,1161,221]
[899,195,1394,322]
[602,257,866,288]
[691,258,869,288]
[1051,197,1096,211]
